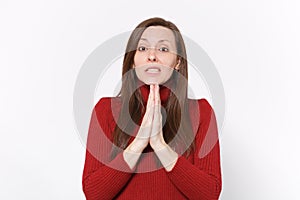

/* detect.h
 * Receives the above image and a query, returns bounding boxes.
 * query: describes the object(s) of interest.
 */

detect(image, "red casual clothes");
[82,83,222,200]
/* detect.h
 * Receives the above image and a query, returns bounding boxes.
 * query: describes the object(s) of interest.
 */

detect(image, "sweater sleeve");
[166,99,222,200]
[82,98,135,200]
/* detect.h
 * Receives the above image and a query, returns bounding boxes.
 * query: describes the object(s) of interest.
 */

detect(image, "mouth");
[145,66,161,74]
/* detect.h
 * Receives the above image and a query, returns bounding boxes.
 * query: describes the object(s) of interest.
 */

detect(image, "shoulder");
[188,98,213,113]
[197,98,213,115]
[91,97,122,133]
[92,97,122,125]
[94,97,121,112]
[187,98,214,123]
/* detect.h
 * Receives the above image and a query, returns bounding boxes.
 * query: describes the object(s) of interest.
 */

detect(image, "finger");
[142,105,154,128]
[151,84,155,103]
[154,84,160,105]
[141,84,154,128]
[146,84,154,110]
[156,84,161,111]
[147,84,155,121]
[153,106,163,137]
[153,84,160,122]
[152,90,162,137]
[138,105,154,139]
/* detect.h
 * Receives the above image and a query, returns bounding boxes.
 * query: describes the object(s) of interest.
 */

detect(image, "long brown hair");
[111,17,195,158]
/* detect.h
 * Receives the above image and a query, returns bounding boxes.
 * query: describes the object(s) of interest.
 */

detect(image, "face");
[133,26,180,85]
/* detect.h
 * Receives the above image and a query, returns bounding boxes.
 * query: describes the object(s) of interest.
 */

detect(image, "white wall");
[1,0,299,199]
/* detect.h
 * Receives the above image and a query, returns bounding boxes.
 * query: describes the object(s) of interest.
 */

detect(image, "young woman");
[82,17,222,200]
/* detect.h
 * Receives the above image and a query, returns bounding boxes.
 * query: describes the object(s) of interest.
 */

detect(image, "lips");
[145,66,161,73]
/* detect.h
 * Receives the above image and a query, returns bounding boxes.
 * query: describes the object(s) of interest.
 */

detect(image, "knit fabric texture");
[82,82,222,200]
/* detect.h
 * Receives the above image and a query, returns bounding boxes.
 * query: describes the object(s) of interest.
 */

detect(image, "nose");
[147,48,157,62]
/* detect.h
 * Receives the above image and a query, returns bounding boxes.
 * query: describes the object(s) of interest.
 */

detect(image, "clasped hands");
[124,84,178,171]
[136,84,167,151]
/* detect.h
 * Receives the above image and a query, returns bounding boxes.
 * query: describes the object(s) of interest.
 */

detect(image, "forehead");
[139,26,176,43]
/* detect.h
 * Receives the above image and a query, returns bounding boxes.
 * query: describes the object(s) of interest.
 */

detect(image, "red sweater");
[82,83,222,200]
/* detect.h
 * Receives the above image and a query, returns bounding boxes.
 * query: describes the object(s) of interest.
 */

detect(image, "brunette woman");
[82,17,222,200]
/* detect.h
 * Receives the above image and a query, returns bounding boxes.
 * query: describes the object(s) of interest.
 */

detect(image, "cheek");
[133,53,144,66]
[162,55,177,68]
[135,66,143,73]
[161,53,177,65]
[161,66,174,78]
[133,55,137,66]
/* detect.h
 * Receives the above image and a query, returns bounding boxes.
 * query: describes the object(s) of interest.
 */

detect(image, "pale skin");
[123,26,180,171]
[123,84,178,172]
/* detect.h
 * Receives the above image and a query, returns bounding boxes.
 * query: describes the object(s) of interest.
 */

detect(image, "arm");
[165,99,222,200]
[82,98,135,200]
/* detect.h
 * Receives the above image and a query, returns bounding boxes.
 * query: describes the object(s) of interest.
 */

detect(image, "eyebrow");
[139,38,171,43]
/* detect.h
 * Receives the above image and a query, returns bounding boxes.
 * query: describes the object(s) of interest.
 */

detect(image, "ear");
[175,59,181,70]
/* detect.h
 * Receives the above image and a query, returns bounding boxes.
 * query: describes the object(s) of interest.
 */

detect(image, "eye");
[159,47,169,52]
[137,46,147,51]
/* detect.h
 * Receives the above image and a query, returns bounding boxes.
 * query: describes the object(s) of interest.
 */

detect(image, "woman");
[82,17,222,200]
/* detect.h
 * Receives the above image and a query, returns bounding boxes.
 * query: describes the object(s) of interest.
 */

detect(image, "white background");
[1,0,299,199]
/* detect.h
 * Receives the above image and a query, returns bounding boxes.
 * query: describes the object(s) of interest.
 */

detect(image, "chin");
[141,79,160,85]
[146,80,166,85]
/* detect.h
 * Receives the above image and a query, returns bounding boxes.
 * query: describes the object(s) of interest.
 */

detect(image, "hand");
[125,84,155,153]
[149,84,167,151]
[123,85,155,169]
[149,84,178,171]
[124,84,178,171]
